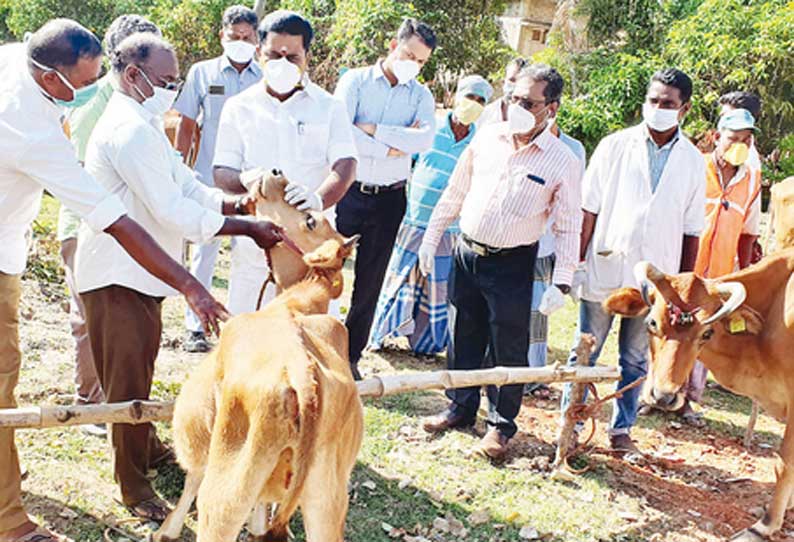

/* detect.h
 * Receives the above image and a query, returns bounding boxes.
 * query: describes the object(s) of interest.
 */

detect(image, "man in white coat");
[560,68,706,453]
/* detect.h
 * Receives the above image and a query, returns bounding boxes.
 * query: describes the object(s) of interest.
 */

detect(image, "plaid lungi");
[528,254,555,367]
[369,222,457,354]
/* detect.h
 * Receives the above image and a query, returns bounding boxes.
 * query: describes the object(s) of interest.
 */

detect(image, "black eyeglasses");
[137,66,183,92]
[511,95,548,112]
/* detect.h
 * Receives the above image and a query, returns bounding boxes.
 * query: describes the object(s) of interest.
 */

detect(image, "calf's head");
[246,170,357,289]
[604,262,762,411]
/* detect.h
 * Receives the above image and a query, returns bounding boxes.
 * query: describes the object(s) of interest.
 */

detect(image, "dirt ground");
[11,216,794,541]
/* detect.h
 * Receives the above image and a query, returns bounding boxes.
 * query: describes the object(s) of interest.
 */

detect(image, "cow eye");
[701,328,714,341]
[306,214,316,231]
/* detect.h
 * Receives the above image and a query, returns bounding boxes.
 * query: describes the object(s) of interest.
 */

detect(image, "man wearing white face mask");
[173,5,262,353]
[213,10,358,317]
[333,18,437,380]
[76,33,283,521]
[419,65,582,459]
[560,68,706,454]
[477,56,526,128]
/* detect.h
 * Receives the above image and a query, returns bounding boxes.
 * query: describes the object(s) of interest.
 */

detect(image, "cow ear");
[303,240,343,269]
[721,305,763,336]
[603,287,651,317]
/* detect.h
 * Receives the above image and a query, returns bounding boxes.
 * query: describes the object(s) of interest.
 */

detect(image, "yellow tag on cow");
[729,315,747,334]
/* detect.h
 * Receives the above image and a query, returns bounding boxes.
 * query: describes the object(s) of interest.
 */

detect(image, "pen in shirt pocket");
[297,121,305,135]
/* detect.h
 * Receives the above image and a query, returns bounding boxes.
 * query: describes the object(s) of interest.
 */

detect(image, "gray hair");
[222,5,259,29]
[104,14,161,55]
[110,33,174,74]
[516,63,564,104]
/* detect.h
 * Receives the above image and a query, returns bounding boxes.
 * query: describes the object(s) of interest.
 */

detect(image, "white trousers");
[184,238,222,333]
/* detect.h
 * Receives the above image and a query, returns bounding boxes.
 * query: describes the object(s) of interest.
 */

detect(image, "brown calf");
[153,172,363,542]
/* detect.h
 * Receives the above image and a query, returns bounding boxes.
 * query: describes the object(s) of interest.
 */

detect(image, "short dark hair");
[104,14,161,55]
[222,5,258,29]
[517,63,564,104]
[719,91,762,119]
[27,18,102,70]
[258,10,313,50]
[111,33,174,74]
[650,68,693,103]
[397,18,437,51]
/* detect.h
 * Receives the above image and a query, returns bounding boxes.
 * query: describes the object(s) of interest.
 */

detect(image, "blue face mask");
[30,58,99,108]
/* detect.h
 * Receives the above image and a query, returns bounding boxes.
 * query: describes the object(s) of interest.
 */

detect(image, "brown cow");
[605,256,794,541]
[153,172,363,542]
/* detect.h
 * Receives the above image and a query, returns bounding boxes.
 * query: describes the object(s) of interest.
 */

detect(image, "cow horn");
[702,282,746,325]
[343,234,361,249]
[633,261,655,306]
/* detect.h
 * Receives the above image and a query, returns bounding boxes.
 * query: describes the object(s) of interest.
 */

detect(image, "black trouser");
[336,183,407,365]
[446,240,538,438]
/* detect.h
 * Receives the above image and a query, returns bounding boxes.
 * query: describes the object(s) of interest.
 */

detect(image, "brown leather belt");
[354,180,407,195]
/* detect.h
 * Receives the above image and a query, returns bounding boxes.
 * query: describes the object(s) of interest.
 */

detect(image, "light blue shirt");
[406,112,476,231]
[173,55,262,184]
[645,127,680,193]
[334,61,436,185]
[559,130,586,164]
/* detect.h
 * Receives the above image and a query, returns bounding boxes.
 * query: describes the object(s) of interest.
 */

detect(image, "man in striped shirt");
[418,64,583,459]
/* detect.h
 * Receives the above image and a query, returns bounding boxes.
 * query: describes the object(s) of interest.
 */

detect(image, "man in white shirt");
[560,68,706,454]
[76,33,282,522]
[173,5,263,353]
[214,10,358,316]
[0,20,231,542]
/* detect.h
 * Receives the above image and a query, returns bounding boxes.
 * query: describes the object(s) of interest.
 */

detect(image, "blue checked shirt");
[405,112,477,232]
[334,61,436,185]
[173,55,262,184]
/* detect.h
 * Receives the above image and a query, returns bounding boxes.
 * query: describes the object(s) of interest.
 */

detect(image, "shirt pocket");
[502,170,549,218]
[295,122,329,164]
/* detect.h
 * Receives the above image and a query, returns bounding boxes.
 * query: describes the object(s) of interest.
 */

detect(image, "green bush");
[148,0,245,75]
[4,0,157,41]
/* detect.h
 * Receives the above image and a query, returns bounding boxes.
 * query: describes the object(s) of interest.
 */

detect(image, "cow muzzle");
[649,386,685,411]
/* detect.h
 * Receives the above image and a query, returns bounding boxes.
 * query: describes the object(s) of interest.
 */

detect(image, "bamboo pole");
[0,364,619,430]
[553,334,596,476]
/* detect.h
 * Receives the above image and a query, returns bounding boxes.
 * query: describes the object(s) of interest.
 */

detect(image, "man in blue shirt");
[334,18,437,379]
[173,5,262,352]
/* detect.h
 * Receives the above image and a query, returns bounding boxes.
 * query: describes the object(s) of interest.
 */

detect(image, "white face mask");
[223,40,256,64]
[265,57,303,95]
[508,102,547,135]
[391,59,420,85]
[132,68,178,117]
[643,102,680,132]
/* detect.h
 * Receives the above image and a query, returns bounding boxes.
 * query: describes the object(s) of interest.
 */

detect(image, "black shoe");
[421,409,475,433]
[183,331,211,353]
[350,363,362,381]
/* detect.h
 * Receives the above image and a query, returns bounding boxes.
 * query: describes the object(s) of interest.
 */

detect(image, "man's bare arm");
[104,216,228,334]
[214,166,247,195]
[317,157,357,208]
[580,210,597,262]
[174,116,197,164]
[738,234,758,269]
[680,235,699,272]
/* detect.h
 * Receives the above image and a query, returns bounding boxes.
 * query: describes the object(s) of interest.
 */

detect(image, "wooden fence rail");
[0,364,619,430]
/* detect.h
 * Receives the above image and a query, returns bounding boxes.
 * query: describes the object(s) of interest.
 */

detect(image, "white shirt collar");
[113,90,157,124]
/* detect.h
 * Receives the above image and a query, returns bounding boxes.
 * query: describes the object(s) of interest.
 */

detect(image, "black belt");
[354,180,406,195]
[461,234,535,257]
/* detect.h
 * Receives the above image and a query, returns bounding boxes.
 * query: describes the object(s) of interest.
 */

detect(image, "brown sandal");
[127,497,172,522]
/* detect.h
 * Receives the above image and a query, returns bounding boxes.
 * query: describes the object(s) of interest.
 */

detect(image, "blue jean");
[560,299,648,435]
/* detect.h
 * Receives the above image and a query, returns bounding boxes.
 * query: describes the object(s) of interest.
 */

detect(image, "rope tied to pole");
[562,376,647,474]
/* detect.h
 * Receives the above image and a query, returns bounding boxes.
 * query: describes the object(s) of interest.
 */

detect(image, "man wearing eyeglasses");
[418,64,583,459]
[74,33,283,521]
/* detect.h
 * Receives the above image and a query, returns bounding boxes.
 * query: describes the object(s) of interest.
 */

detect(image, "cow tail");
[265,361,322,540]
